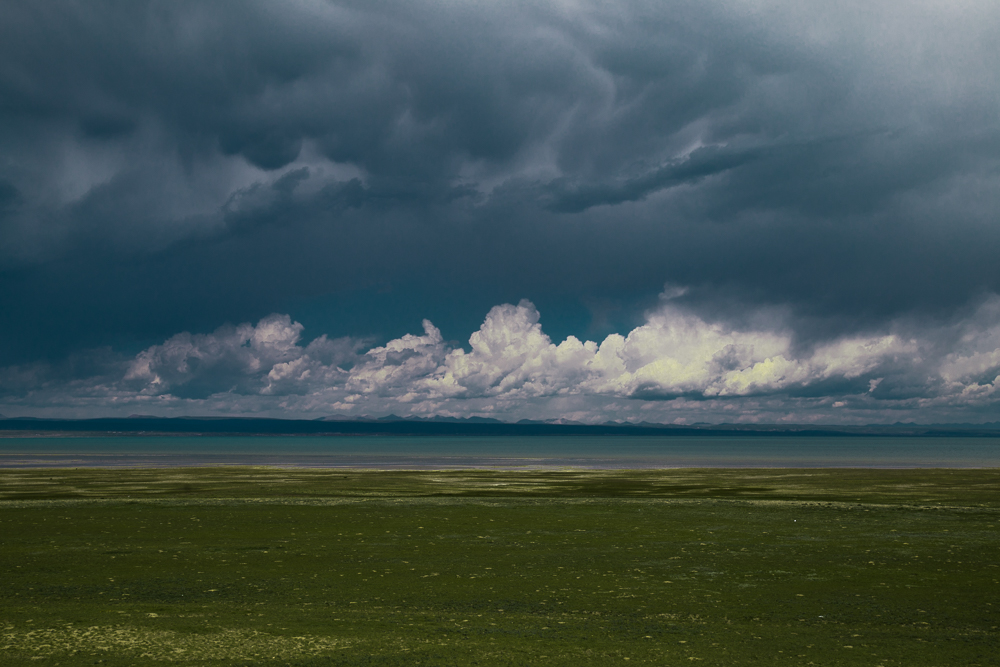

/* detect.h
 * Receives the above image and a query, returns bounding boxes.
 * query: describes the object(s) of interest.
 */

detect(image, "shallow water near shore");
[0,434,998,468]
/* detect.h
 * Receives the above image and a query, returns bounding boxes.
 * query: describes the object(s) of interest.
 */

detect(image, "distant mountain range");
[1,415,999,437]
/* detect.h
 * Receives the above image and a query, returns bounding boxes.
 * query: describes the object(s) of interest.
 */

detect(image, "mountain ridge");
[1,416,999,438]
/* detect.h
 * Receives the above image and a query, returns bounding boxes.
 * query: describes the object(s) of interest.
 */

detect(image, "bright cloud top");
[338,300,911,405]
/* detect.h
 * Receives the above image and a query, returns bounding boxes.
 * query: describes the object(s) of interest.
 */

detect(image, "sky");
[1,0,999,424]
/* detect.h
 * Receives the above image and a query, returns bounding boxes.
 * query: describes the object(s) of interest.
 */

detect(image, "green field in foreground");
[1,468,998,665]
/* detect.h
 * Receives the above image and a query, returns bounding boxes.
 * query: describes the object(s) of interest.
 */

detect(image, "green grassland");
[1,468,998,665]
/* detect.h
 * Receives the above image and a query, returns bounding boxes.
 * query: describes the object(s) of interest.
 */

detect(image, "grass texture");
[1,467,998,665]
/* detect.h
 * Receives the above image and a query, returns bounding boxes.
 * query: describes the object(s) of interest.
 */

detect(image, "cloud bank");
[4,293,1000,423]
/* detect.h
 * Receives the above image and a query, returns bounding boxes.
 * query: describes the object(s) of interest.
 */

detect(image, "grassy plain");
[1,467,998,665]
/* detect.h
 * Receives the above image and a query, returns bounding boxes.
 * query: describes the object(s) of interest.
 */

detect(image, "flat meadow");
[1,468,998,665]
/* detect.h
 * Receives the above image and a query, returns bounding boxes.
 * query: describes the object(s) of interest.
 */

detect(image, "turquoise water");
[0,435,998,468]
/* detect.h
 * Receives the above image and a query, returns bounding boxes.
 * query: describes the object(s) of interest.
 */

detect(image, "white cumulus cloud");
[337,298,912,405]
[124,314,359,399]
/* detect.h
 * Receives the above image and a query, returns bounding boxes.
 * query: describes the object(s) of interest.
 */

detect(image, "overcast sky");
[2,0,999,423]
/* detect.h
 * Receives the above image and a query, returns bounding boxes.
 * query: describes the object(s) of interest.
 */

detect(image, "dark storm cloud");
[544,144,764,212]
[1,0,999,420]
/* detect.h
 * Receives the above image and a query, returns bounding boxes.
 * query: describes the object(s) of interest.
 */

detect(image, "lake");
[0,435,998,468]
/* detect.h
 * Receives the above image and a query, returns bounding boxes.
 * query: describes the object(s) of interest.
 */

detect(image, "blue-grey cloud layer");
[1,0,999,421]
